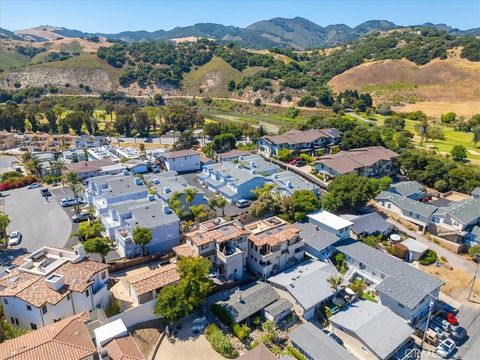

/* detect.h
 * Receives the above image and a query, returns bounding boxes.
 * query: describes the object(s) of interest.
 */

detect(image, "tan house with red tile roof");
[125,263,180,306]
[0,246,109,330]
[104,335,146,360]
[0,312,96,360]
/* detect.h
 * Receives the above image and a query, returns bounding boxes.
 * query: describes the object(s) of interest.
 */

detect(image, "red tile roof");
[104,335,146,360]
[126,264,180,296]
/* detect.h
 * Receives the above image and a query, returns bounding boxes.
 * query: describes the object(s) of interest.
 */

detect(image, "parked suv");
[72,212,93,223]
[235,199,252,208]
[61,197,83,207]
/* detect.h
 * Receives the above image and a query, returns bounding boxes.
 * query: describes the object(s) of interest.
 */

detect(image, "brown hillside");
[328,57,480,116]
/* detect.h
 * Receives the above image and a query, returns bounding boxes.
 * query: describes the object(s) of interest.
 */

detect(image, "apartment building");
[0,131,16,150]
[0,245,109,330]
[157,149,201,173]
[258,128,342,157]
[315,146,399,179]
[245,217,304,280]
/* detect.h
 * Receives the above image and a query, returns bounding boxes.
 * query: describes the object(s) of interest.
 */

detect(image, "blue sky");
[1,0,479,32]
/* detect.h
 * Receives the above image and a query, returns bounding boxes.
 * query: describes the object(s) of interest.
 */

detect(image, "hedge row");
[0,176,39,191]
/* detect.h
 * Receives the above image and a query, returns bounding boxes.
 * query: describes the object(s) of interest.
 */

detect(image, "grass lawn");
[361,292,378,302]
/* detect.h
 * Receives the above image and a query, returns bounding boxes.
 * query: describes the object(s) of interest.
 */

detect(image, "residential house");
[0,245,109,330]
[114,147,140,160]
[85,173,149,216]
[61,149,88,163]
[200,152,215,166]
[75,135,108,149]
[103,333,146,360]
[431,199,480,233]
[238,344,278,360]
[267,170,320,196]
[50,134,76,149]
[329,300,414,360]
[236,154,280,176]
[307,211,353,240]
[315,146,399,179]
[158,149,201,173]
[263,298,293,323]
[375,191,437,232]
[465,226,480,247]
[401,238,429,261]
[348,212,394,240]
[334,239,444,324]
[387,181,426,201]
[472,187,480,199]
[218,149,252,163]
[296,222,339,260]
[125,264,180,306]
[258,128,342,157]
[175,219,249,281]
[0,312,96,360]
[290,322,357,360]
[112,198,180,257]
[214,282,279,324]
[268,261,341,320]
[245,217,305,280]
[64,159,123,180]
[87,146,120,162]
[0,131,16,150]
[124,159,149,174]
[148,171,206,211]
[198,162,265,203]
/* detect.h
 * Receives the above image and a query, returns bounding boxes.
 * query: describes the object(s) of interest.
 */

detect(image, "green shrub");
[468,245,480,259]
[232,323,250,341]
[205,324,238,358]
[211,304,233,326]
[287,345,306,360]
[1,171,23,182]
[251,314,262,327]
[105,295,121,317]
[419,249,438,266]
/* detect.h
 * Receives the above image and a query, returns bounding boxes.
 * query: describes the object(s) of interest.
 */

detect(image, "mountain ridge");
[5,17,480,49]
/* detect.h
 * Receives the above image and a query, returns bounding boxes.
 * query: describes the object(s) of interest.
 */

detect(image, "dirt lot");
[419,263,480,300]
[131,319,166,357]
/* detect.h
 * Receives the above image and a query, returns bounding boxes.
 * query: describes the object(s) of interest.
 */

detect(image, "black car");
[322,329,344,345]
[451,326,467,344]
[144,138,153,143]
[40,188,52,197]
[295,160,307,167]
[72,212,94,223]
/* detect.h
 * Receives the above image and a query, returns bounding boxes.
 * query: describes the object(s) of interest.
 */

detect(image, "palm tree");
[327,275,343,294]
[184,188,198,209]
[210,196,227,217]
[0,213,11,249]
[190,204,209,223]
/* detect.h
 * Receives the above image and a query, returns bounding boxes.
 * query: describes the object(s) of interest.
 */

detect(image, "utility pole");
[420,299,435,359]
[467,254,480,302]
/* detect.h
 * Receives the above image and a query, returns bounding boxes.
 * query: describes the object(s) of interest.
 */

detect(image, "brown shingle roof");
[127,264,180,296]
[0,312,95,360]
[186,224,249,246]
[239,344,277,360]
[104,335,146,360]
[64,159,115,174]
[316,146,399,175]
[218,149,251,160]
[163,149,199,159]
[56,260,109,293]
[264,129,336,146]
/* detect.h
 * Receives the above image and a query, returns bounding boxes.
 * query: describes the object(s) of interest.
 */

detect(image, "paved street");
[2,186,73,253]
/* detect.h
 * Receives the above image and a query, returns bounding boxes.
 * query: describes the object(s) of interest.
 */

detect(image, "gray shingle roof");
[162,149,199,159]
[218,282,279,323]
[296,222,339,251]
[127,200,180,228]
[334,239,444,310]
[329,300,413,359]
[389,181,424,197]
[263,298,292,318]
[290,323,357,360]
[440,199,480,225]
[267,171,319,195]
[104,176,148,199]
[268,261,339,310]
[350,212,394,236]
[376,191,438,217]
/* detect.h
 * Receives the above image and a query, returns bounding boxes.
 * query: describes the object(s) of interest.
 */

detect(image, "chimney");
[73,243,87,258]
[250,169,256,175]
[122,169,129,176]
[315,225,319,231]
[286,180,292,188]
[164,186,171,194]
[148,194,155,201]
[153,178,160,185]
[163,204,172,214]
[134,177,142,186]
[249,161,255,168]
[44,273,65,291]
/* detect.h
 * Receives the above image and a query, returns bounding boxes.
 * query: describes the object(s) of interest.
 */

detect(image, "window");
[26,305,32,311]
[67,293,71,301]
[30,323,37,330]
[10,317,14,324]
[3,299,8,305]
[387,203,391,209]
[85,289,90,297]
[42,305,48,314]
[101,272,106,280]
[201,244,209,250]
[359,262,366,270]
[167,234,172,240]
[14,318,18,326]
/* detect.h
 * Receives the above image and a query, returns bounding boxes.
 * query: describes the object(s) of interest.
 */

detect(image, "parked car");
[40,188,51,197]
[322,329,344,345]
[144,137,153,143]
[8,231,22,246]
[235,199,252,208]
[4,265,16,274]
[60,197,83,207]
[415,324,439,346]
[287,157,301,165]
[27,182,41,189]
[428,323,447,340]
[432,317,451,332]
[72,212,93,223]
[436,338,456,358]
[451,326,467,344]
[295,160,307,167]
[438,311,458,326]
